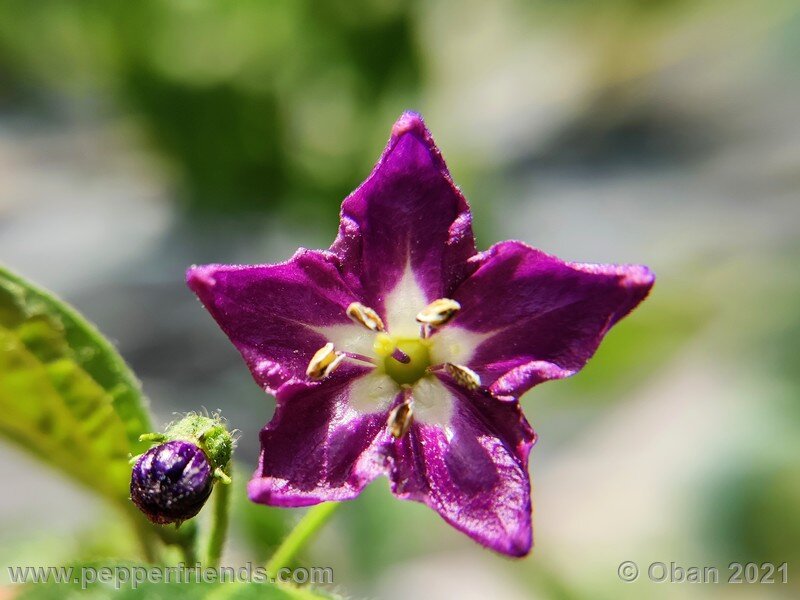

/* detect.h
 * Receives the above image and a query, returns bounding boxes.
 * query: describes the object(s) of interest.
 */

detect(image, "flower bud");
[130,440,213,525]
[130,413,234,525]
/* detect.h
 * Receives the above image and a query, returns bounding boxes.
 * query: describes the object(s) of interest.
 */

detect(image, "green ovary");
[379,337,431,385]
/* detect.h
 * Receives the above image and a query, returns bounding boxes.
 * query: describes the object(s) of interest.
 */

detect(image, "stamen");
[416,298,461,327]
[388,398,414,438]
[342,351,377,366]
[306,342,345,379]
[347,302,385,332]
[444,363,482,390]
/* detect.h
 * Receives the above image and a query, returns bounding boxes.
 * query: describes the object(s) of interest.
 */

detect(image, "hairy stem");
[205,479,231,568]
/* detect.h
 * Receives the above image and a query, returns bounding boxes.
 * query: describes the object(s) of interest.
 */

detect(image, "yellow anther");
[306,342,345,379]
[445,363,481,390]
[388,399,414,438]
[346,302,385,332]
[416,298,461,327]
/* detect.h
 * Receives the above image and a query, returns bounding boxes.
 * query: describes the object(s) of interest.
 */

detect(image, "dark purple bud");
[130,440,213,525]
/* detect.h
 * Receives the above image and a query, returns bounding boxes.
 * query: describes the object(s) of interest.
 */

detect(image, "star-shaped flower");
[187,112,654,557]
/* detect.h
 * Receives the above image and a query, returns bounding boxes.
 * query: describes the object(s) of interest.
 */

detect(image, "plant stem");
[123,499,201,565]
[205,479,231,568]
[265,502,340,576]
[151,519,198,565]
[125,504,160,564]
[175,527,199,566]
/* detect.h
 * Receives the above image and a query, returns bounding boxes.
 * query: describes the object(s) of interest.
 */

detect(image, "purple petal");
[187,249,363,393]
[387,379,536,556]
[331,111,477,315]
[449,240,655,398]
[248,376,393,507]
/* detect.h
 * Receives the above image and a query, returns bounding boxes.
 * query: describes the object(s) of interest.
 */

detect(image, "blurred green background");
[1,0,799,598]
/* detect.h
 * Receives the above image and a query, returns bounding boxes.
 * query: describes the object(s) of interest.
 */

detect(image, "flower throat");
[374,334,431,385]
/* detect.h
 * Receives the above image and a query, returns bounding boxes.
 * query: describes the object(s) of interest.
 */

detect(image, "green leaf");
[0,266,153,502]
[12,561,340,600]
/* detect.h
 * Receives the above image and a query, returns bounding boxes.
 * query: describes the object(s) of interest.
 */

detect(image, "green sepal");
[141,412,234,475]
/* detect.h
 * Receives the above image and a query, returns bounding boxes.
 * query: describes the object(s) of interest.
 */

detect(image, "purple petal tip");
[186,265,217,292]
[391,110,427,139]
[506,535,533,558]
[620,264,656,289]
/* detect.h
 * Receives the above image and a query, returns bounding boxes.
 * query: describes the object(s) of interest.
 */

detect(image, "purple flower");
[187,112,654,556]
[131,440,213,525]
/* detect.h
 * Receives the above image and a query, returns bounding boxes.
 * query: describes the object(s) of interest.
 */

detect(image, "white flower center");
[308,264,491,435]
